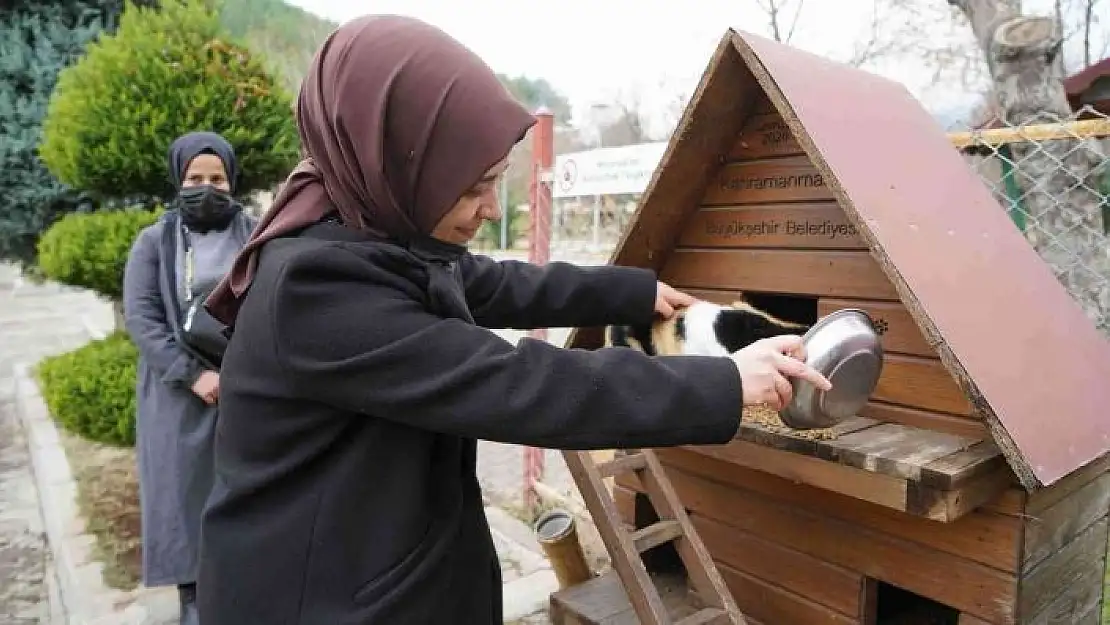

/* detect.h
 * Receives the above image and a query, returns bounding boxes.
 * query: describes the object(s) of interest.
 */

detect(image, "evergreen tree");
[39,0,299,204]
[0,1,148,267]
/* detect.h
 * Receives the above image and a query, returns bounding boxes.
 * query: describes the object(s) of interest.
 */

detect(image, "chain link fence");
[951,106,1110,336]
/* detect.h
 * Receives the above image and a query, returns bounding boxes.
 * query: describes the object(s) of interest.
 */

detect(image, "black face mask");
[176,184,241,232]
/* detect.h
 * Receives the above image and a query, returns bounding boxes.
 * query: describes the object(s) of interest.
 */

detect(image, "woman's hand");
[655,281,698,319]
[191,370,220,405]
[730,335,832,410]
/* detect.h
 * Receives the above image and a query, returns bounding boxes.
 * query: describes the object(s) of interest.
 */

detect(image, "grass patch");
[58,428,142,591]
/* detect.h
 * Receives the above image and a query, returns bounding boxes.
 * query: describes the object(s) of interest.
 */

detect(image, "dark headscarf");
[168,131,239,194]
[204,15,537,326]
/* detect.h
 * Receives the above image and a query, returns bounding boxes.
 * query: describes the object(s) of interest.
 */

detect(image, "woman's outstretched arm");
[458,254,659,330]
[271,245,742,450]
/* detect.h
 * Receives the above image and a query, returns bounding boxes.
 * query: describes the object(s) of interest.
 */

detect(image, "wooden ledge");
[680,417,1014,523]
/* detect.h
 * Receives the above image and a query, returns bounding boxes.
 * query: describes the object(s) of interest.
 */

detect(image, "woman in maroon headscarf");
[197,14,828,625]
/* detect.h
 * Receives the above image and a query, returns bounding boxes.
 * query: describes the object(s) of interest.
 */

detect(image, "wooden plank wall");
[614,448,1028,624]
[1015,460,1110,624]
[662,94,987,441]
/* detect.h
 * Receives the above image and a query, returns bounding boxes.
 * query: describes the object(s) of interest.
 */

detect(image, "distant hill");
[217,0,573,123]
[218,0,337,96]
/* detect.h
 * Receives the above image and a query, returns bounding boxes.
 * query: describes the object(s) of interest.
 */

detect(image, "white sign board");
[552,142,668,198]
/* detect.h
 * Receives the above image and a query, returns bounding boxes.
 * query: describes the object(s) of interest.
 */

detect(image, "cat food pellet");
[742,404,839,440]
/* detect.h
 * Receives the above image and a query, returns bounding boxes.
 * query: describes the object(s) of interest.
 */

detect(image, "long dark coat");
[196,220,743,624]
[122,210,255,586]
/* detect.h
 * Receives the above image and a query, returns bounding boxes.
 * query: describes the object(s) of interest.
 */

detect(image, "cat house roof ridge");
[564,28,1110,491]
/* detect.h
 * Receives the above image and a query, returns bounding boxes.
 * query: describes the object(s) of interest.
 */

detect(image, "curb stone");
[14,363,175,625]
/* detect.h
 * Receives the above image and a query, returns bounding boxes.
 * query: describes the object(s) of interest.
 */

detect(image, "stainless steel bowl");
[779,308,884,430]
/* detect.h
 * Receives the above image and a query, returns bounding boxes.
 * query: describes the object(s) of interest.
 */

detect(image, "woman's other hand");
[191,370,220,405]
[654,281,697,319]
[730,335,832,410]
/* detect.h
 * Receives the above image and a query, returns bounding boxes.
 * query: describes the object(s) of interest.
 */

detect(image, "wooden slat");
[1021,471,1110,569]
[818,298,935,357]
[613,484,637,529]
[678,203,865,249]
[625,447,1023,573]
[662,249,898,299]
[813,422,982,483]
[703,156,833,205]
[727,113,805,160]
[918,440,1010,489]
[861,401,989,440]
[908,463,1020,523]
[691,436,910,511]
[732,415,997,489]
[676,607,729,625]
[549,570,710,625]
[874,354,975,417]
[1017,516,1108,623]
[597,453,646,478]
[631,520,684,553]
[657,466,1019,623]
[695,433,1006,521]
[718,563,856,625]
[693,514,863,617]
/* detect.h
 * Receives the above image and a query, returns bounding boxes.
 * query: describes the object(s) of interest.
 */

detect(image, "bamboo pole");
[947,118,1110,149]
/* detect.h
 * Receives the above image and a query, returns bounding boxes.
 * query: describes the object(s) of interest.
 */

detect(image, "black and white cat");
[605,299,810,357]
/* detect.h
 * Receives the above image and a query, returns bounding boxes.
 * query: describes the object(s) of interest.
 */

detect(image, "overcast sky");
[285,0,1109,131]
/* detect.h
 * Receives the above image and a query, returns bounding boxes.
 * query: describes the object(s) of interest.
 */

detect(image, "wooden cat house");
[551,28,1110,625]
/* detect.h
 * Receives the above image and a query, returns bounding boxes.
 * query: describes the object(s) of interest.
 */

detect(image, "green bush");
[39,0,299,203]
[37,330,138,447]
[37,207,162,300]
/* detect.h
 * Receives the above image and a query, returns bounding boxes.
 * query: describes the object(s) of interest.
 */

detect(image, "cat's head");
[605,299,810,357]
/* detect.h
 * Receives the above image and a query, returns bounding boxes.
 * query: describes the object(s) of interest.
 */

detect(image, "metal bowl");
[779,308,884,430]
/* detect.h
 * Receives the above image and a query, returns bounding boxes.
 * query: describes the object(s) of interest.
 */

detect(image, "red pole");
[524,108,554,512]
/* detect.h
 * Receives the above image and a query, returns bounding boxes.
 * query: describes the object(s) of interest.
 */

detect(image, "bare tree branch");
[784,0,806,43]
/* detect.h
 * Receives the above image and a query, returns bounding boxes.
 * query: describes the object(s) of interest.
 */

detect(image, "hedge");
[37,207,161,300]
[37,330,138,447]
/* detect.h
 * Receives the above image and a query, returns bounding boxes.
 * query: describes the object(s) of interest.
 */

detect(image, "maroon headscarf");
[205,14,537,325]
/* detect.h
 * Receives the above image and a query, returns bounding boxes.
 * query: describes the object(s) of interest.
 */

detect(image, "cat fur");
[605,299,810,357]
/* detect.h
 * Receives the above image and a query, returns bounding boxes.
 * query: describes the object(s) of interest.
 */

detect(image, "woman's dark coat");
[196,221,744,624]
[122,209,255,585]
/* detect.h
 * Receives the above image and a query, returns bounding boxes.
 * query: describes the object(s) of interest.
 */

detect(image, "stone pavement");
[0,261,613,624]
[0,265,112,624]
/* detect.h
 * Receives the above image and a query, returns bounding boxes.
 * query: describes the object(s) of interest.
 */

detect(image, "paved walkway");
[0,265,110,624]
[0,257,608,623]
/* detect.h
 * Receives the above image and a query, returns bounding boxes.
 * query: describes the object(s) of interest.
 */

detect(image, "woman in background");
[121,131,256,625]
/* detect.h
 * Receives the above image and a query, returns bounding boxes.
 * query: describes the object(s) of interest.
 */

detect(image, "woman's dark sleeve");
[121,226,206,388]
[458,254,658,330]
[272,246,742,450]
